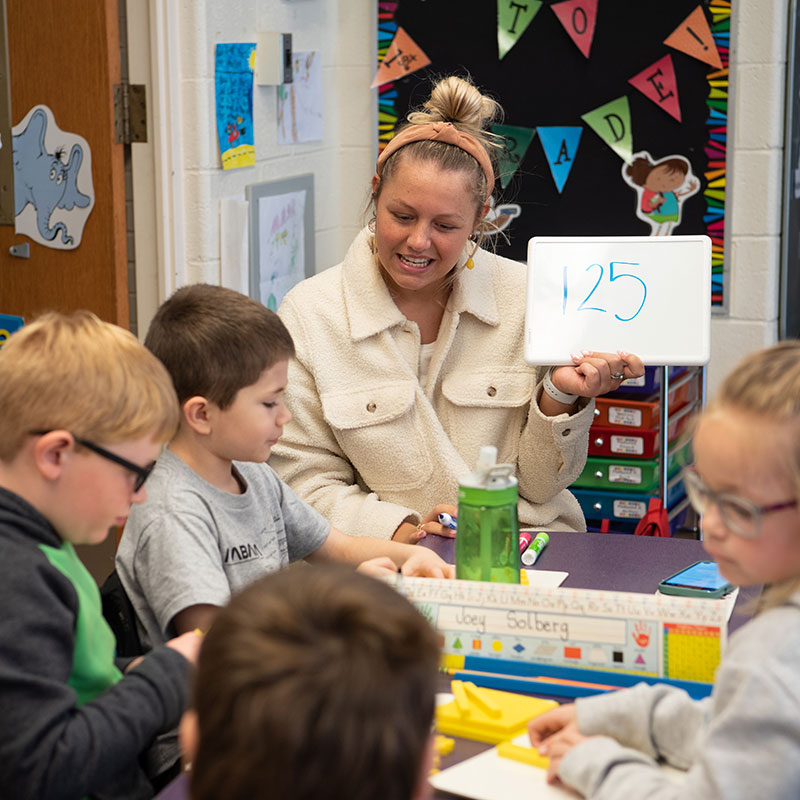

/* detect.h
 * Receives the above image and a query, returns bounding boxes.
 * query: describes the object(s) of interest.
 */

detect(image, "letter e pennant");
[628,54,682,122]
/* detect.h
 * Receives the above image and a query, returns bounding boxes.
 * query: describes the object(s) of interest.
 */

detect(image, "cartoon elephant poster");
[12,105,94,249]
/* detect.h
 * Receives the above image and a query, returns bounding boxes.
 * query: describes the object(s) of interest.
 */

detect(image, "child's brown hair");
[190,566,440,800]
[145,283,295,409]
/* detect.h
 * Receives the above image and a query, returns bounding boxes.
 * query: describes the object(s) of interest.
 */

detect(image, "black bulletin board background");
[383,0,718,265]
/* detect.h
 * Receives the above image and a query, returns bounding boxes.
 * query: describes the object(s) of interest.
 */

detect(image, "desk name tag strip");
[393,577,727,683]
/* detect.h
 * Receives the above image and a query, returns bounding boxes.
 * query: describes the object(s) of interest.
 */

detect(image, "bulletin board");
[376,1,731,308]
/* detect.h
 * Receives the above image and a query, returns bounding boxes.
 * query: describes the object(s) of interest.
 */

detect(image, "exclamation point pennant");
[551,0,598,58]
[498,0,543,60]
[581,96,632,163]
[537,126,583,193]
[664,5,722,69]
[370,27,431,88]
[628,54,682,122]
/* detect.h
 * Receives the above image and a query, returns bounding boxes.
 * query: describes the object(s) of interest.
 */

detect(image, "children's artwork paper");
[370,27,430,88]
[215,43,256,170]
[497,0,542,59]
[551,0,598,58]
[491,124,536,189]
[12,105,94,249]
[277,52,323,145]
[537,126,583,193]
[581,96,633,164]
[628,54,682,122]
[257,190,306,311]
[664,5,723,69]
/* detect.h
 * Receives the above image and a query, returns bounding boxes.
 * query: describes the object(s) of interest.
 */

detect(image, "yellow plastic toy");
[436,680,558,744]
[497,740,550,769]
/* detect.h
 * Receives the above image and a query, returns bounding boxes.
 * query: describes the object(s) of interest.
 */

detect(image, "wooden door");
[0,0,128,326]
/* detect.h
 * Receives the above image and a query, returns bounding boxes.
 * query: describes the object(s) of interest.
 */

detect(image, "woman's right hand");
[392,503,458,543]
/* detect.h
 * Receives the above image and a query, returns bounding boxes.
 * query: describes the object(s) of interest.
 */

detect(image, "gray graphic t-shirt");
[116,449,329,647]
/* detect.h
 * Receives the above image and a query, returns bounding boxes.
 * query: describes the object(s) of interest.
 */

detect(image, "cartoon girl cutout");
[622,151,700,236]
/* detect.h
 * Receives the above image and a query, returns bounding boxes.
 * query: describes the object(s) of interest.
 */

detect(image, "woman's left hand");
[551,350,645,399]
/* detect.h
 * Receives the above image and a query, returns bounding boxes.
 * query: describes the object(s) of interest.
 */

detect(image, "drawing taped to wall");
[12,105,94,249]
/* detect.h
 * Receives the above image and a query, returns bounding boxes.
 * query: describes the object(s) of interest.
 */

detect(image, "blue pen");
[438,512,457,530]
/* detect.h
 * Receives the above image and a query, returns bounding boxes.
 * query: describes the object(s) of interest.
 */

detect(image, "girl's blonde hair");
[0,311,179,461]
[706,341,800,609]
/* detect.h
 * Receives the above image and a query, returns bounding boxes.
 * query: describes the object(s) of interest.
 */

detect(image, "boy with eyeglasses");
[0,311,202,800]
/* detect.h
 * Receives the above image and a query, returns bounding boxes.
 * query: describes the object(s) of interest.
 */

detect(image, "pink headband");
[375,122,495,202]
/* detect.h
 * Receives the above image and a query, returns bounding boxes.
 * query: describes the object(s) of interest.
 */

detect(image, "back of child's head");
[0,310,178,462]
[707,341,800,498]
[190,566,440,800]
[145,283,295,409]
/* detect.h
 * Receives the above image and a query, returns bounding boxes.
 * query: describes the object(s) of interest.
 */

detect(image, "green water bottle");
[455,445,520,583]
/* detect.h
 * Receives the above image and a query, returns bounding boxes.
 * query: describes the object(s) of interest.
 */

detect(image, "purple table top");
[421,530,756,632]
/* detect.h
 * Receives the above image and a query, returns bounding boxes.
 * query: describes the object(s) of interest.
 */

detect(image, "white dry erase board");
[524,236,712,366]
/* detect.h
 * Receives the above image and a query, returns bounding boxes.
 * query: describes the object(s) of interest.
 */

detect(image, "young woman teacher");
[271,76,643,543]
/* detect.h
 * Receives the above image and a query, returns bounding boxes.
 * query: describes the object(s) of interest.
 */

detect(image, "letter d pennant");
[581,96,633,164]
[537,127,582,193]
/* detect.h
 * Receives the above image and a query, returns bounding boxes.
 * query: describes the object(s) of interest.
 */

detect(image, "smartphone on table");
[658,560,734,598]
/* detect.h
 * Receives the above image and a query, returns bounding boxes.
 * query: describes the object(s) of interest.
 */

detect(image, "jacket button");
[366,402,376,412]
[561,428,571,436]
[487,386,497,397]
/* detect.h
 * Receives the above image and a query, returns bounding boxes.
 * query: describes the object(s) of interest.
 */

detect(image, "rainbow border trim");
[377,2,399,152]
[705,2,731,306]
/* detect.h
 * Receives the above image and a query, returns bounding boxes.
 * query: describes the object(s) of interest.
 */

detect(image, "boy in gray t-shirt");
[117,284,452,645]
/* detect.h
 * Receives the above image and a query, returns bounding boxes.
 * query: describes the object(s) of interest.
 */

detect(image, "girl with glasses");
[528,340,800,799]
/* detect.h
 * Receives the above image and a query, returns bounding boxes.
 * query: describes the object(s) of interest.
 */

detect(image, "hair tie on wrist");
[543,367,578,406]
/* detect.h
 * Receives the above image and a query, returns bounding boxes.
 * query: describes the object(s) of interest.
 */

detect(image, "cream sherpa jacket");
[271,229,594,540]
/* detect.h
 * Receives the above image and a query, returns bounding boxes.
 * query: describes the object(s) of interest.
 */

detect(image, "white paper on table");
[523,569,568,588]
[430,732,685,800]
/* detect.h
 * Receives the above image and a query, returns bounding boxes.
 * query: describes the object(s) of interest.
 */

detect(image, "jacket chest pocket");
[441,368,534,456]
[321,381,432,492]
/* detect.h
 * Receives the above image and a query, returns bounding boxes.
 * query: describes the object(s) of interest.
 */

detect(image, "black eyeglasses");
[30,431,156,493]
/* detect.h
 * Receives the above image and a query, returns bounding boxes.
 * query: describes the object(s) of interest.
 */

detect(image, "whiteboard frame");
[524,235,712,366]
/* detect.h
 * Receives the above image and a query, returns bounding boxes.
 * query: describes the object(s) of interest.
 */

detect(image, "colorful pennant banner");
[628,54,682,122]
[581,96,633,163]
[371,26,430,88]
[497,0,543,60]
[537,126,583,193]
[491,124,537,188]
[551,0,598,58]
[664,5,723,69]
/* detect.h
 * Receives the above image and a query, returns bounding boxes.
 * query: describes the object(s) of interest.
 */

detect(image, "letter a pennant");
[551,0,597,58]
[581,96,632,163]
[370,27,431,88]
[537,127,583,193]
[498,0,543,60]
[663,5,722,69]
[628,54,682,122]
